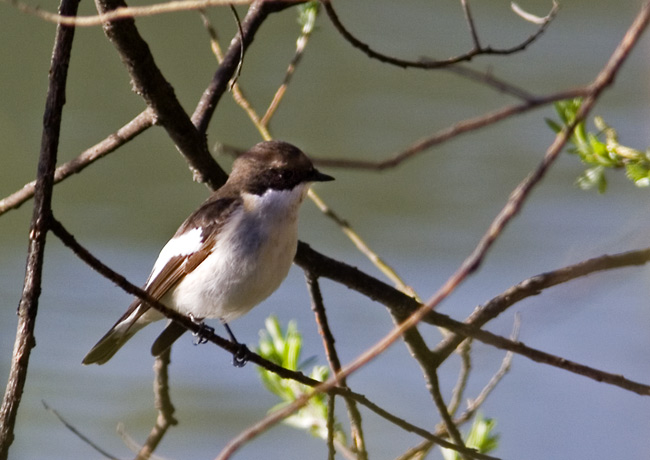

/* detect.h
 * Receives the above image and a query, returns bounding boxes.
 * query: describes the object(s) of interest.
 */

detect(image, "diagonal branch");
[93,0,228,188]
[0,109,154,216]
[432,247,650,363]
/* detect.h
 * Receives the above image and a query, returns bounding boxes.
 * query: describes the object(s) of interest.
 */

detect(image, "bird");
[82,140,334,365]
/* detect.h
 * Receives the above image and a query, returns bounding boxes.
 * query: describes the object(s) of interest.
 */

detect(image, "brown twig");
[42,401,119,459]
[322,0,558,69]
[4,0,304,27]
[447,339,472,418]
[429,371,470,460]
[134,349,178,460]
[326,393,336,460]
[312,88,587,171]
[460,0,481,49]
[0,109,154,216]
[0,1,79,457]
[432,247,650,363]
[305,273,367,459]
[260,2,319,126]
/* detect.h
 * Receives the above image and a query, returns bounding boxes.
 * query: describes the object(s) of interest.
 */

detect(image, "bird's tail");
[82,303,160,365]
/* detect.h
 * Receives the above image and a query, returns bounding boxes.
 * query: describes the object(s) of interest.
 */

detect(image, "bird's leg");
[223,322,250,368]
[189,314,213,345]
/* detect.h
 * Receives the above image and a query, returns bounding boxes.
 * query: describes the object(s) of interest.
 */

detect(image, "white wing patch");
[147,227,204,286]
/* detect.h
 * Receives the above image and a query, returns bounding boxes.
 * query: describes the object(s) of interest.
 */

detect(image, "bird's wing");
[122,195,241,328]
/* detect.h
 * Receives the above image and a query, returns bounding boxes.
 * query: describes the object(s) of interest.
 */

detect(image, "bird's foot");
[232,343,250,368]
[189,315,213,346]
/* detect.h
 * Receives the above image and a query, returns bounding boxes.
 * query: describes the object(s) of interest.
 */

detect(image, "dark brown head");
[229,140,334,195]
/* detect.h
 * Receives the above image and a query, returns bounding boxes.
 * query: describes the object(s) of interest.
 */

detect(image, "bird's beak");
[310,169,335,182]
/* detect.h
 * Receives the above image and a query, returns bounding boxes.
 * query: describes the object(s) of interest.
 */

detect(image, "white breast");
[165,184,309,322]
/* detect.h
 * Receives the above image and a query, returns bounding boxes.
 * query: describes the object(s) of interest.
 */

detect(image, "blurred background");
[1,0,650,458]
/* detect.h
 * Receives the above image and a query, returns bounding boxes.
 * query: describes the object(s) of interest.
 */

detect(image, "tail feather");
[150,321,187,357]
[83,302,161,365]
[82,324,140,365]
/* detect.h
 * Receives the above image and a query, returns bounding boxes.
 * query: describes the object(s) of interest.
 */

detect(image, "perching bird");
[82,140,334,365]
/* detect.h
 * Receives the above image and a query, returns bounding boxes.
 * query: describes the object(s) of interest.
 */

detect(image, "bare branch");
[429,371,470,460]
[0,1,79,457]
[322,0,558,69]
[312,88,587,171]
[447,339,472,418]
[94,0,228,188]
[433,247,650,364]
[3,0,304,27]
[306,273,367,458]
[42,401,119,459]
[134,350,178,460]
[460,0,481,49]
[0,109,154,216]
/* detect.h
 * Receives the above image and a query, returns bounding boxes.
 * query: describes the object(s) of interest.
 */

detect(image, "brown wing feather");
[118,195,240,329]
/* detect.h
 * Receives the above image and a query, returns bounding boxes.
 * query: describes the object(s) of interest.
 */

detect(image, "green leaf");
[256,317,345,445]
[548,99,650,192]
[440,413,500,460]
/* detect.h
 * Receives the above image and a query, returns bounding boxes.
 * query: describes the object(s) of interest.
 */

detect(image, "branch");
[432,247,650,364]
[93,0,228,188]
[134,350,178,460]
[305,273,367,459]
[0,1,79,457]
[322,0,558,69]
[0,2,288,214]
[0,109,154,216]
[4,0,303,27]
[312,88,587,171]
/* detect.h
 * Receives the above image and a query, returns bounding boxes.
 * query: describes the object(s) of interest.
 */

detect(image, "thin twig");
[0,109,154,216]
[460,0,481,49]
[261,2,319,125]
[463,315,519,417]
[312,88,587,171]
[447,339,472,417]
[326,393,336,460]
[322,0,558,69]
[4,0,303,27]
[306,273,367,459]
[308,190,419,299]
[42,401,119,460]
[429,371,470,460]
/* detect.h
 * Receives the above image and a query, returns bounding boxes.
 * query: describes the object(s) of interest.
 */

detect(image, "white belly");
[164,186,306,322]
